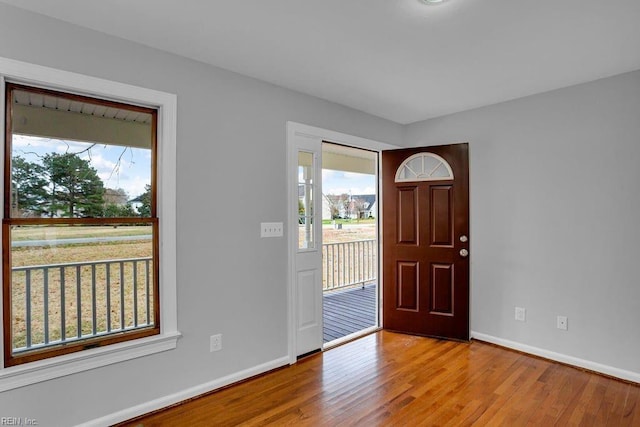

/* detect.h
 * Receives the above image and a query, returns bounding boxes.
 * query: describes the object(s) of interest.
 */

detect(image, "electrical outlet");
[261,222,283,238]
[210,334,222,352]
[515,307,526,322]
[557,316,568,331]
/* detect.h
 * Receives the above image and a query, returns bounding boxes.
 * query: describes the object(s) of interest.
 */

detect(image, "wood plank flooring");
[123,331,640,426]
[323,284,376,342]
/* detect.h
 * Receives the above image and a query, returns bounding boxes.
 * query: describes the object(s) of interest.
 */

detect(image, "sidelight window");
[298,151,315,249]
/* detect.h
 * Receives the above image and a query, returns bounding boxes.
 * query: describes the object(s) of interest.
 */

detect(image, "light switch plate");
[261,222,283,238]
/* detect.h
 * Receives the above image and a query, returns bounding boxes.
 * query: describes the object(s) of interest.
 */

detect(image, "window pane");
[406,157,423,176]
[430,162,450,178]
[421,155,442,176]
[9,87,153,218]
[298,151,315,249]
[10,224,155,354]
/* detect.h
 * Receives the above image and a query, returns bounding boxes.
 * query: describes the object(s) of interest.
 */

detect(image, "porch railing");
[11,257,154,353]
[322,239,377,291]
[13,240,374,351]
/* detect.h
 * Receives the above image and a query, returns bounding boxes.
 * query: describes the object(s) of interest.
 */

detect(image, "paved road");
[12,234,152,247]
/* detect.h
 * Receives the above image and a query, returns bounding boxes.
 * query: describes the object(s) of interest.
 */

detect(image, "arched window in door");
[395,152,454,182]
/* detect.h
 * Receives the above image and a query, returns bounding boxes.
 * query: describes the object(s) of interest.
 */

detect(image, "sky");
[12,135,150,200]
[321,169,376,196]
[19,135,377,200]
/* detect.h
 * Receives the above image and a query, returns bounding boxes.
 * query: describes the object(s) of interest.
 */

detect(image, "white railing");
[322,239,377,291]
[11,257,153,353]
[13,240,376,351]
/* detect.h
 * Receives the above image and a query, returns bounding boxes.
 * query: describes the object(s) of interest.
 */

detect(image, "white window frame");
[0,57,179,392]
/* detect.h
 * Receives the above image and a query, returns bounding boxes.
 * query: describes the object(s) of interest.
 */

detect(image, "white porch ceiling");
[11,88,152,148]
[2,0,639,124]
[323,143,376,175]
[12,89,152,124]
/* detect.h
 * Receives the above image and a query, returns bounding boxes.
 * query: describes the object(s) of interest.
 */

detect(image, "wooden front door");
[382,143,470,341]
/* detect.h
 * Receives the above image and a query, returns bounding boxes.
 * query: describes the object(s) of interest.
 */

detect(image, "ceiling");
[3,0,640,124]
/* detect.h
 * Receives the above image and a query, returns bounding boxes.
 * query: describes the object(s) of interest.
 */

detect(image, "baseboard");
[471,331,640,384]
[77,355,290,427]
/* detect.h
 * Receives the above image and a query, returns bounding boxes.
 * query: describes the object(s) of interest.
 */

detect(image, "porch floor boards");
[323,283,376,343]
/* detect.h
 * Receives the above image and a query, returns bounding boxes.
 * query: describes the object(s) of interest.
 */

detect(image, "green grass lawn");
[322,218,375,225]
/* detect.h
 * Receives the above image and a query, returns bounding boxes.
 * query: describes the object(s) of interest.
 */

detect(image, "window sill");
[0,331,181,392]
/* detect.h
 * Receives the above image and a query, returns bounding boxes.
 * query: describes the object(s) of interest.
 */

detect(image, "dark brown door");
[382,143,469,341]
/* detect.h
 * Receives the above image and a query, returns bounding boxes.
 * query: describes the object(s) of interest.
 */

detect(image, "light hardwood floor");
[122,331,640,426]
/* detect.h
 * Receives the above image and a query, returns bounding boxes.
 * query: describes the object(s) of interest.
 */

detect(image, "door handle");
[459,235,468,243]
[459,249,469,257]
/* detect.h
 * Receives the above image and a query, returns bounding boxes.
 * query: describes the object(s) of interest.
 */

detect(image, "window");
[298,151,315,249]
[0,58,177,392]
[3,83,159,366]
[395,152,454,182]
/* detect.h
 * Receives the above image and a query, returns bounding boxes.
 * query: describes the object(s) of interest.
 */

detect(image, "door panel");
[297,269,319,329]
[397,187,418,245]
[430,186,454,247]
[382,144,469,341]
[431,263,454,315]
[397,261,419,311]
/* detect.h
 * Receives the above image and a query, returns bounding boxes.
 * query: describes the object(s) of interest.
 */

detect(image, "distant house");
[129,195,144,215]
[322,194,376,220]
[352,194,376,219]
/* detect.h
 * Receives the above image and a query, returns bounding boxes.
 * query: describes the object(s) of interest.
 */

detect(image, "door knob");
[459,235,468,243]
[459,249,469,257]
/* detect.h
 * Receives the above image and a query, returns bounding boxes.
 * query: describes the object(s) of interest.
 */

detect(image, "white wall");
[0,4,403,425]
[405,70,640,377]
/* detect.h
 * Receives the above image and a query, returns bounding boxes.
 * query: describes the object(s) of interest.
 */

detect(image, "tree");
[103,188,129,205]
[11,156,48,217]
[340,194,352,218]
[137,184,152,217]
[325,193,350,219]
[103,202,137,217]
[42,153,105,217]
[103,187,135,218]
